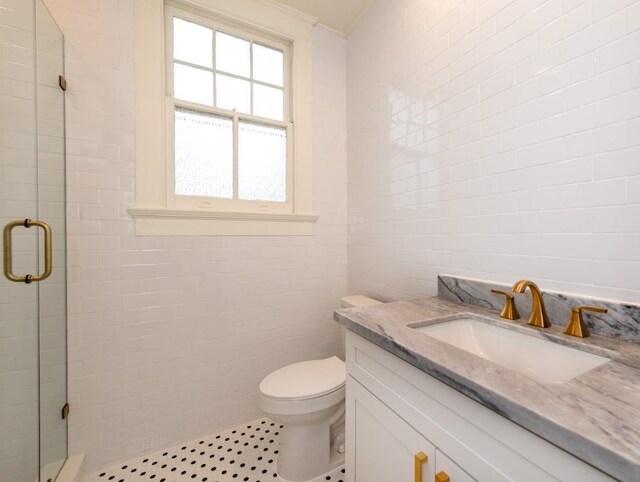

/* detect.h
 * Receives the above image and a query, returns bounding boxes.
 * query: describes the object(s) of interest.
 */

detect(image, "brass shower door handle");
[3,219,53,283]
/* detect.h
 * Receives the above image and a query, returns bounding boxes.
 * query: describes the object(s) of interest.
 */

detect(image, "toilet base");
[271,403,345,482]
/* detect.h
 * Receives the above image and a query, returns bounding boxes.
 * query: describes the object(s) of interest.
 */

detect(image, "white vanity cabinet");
[345,331,615,482]
[350,378,436,482]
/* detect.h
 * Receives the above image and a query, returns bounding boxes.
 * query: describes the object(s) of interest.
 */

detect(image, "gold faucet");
[512,280,551,328]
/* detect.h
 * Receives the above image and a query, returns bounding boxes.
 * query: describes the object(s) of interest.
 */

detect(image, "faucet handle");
[491,289,520,321]
[564,305,608,338]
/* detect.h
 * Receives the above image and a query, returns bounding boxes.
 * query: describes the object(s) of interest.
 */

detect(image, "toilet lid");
[260,356,346,401]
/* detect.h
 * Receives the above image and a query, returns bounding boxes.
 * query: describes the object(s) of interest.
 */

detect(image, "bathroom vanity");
[335,284,640,482]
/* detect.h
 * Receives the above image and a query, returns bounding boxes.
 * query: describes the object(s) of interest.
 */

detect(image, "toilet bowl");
[258,295,382,482]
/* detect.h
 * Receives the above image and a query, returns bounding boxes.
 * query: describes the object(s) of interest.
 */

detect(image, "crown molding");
[252,0,318,25]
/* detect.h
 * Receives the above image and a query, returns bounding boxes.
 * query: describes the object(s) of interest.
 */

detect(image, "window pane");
[173,18,213,68]
[253,84,284,121]
[253,43,284,87]
[216,31,250,77]
[238,121,287,202]
[174,107,233,198]
[216,73,250,113]
[174,64,213,106]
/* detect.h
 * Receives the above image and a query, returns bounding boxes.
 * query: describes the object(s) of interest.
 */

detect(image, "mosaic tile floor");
[86,418,345,482]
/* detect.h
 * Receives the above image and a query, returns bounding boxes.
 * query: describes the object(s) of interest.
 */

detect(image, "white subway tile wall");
[42,0,347,473]
[1,1,39,479]
[347,0,640,303]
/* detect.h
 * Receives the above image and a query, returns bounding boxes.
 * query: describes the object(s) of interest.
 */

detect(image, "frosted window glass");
[238,121,287,202]
[216,32,250,77]
[174,64,213,106]
[253,84,284,121]
[175,107,233,198]
[253,43,284,87]
[216,74,250,113]
[173,18,213,68]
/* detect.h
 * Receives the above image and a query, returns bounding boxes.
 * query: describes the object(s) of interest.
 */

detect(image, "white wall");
[348,0,640,303]
[43,0,347,472]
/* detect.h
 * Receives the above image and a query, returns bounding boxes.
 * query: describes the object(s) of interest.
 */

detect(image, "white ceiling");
[270,0,373,35]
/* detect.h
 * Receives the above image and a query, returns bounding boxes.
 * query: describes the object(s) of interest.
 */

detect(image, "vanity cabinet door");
[348,375,435,482]
[435,449,476,482]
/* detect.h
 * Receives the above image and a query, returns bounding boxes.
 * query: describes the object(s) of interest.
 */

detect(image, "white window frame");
[166,6,294,214]
[130,0,317,235]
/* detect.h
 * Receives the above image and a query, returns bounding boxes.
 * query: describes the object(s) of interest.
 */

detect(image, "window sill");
[128,207,318,236]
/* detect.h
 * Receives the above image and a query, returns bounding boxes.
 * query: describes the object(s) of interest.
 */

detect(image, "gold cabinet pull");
[435,471,450,482]
[3,219,53,283]
[414,451,428,482]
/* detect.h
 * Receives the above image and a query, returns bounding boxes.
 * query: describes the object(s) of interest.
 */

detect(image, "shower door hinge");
[58,75,67,91]
[62,403,70,419]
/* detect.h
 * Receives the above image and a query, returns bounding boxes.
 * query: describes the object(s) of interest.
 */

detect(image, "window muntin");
[166,8,291,211]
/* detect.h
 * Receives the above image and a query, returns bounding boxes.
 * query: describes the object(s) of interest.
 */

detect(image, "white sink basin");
[413,317,609,384]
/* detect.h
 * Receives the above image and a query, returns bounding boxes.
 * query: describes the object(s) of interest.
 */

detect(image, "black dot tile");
[88,417,345,482]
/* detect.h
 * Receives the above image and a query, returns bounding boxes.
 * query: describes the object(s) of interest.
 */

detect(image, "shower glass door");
[0,0,67,481]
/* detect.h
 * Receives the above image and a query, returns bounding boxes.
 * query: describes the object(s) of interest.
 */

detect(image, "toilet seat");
[259,356,345,401]
[259,357,346,416]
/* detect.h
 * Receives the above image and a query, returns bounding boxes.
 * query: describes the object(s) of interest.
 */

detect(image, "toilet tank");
[338,296,383,358]
[340,295,382,308]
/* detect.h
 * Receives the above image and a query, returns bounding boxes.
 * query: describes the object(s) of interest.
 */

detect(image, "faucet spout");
[512,280,551,328]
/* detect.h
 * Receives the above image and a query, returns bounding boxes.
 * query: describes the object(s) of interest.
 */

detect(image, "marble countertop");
[334,296,640,482]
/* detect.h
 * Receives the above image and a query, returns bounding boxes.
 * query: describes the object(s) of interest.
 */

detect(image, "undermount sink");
[412,317,609,384]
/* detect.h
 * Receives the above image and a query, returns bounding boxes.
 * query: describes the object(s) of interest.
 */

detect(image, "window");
[167,9,293,212]
[130,0,316,235]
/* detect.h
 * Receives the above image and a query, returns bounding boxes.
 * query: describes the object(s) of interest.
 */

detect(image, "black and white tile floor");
[86,418,346,482]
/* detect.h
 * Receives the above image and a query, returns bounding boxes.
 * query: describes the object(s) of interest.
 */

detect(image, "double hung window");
[131,0,315,235]
[166,6,292,213]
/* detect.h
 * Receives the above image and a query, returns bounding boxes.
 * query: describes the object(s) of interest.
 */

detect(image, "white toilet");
[258,295,382,481]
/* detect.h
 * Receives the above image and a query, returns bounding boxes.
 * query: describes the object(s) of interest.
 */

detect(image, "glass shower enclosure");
[1,0,68,481]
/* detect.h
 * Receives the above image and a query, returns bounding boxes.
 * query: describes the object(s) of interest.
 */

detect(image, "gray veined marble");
[334,286,640,482]
[438,274,640,343]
